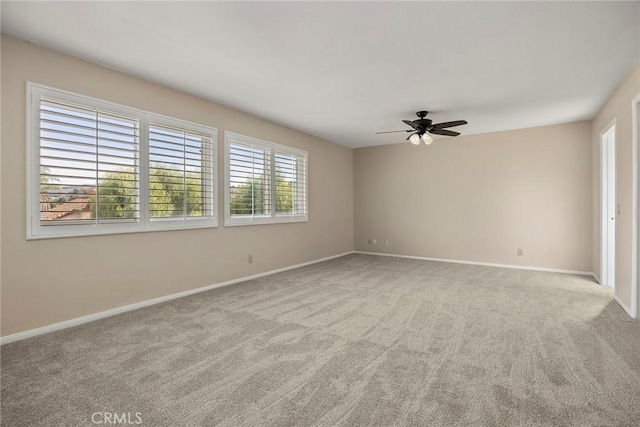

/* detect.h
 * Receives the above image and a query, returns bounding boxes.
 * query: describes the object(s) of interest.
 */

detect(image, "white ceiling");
[2,1,639,148]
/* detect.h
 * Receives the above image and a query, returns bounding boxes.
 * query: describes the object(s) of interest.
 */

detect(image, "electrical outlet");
[517,249,523,256]
[384,240,390,247]
[248,255,253,263]
[372,239,377,245]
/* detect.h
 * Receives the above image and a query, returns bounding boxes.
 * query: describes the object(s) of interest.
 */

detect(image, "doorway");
[601,121,616,287]
[633,93,640,318]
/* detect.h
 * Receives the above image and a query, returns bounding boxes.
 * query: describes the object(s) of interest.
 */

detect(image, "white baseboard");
[0,251,354,345]
[354,251,593,276]
[614,293,635,318]
[592,273,601,284]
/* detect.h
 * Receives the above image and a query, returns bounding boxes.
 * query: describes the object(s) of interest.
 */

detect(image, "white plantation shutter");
[225,132,307,225]
[28,84,218,239]
[228,141,272,217]
[148,122,215,220]
[275,150,307,216]
[39,97,139,225]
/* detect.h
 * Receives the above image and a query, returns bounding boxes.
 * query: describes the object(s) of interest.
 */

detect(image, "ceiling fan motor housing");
[414,111,431,133]
[415,119,432,134]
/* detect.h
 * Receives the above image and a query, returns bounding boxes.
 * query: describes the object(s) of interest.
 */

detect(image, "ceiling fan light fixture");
[422,132,434,145]
[409,133,421,145]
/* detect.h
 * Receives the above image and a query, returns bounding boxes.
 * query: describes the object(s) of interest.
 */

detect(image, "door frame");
[631,92,640,319]
[600,119,616,288]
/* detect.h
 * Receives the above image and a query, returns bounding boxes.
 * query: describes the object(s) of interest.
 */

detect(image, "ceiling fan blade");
[402,119,420,130]
[375,130,411,134]
[432,120,468,129]
[430,128,460,137]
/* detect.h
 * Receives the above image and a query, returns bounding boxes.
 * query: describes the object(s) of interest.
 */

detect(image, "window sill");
[224,215,308,227]
[27,219,218,240]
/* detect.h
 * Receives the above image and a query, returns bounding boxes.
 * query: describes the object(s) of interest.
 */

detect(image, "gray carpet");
[2,254,640,426]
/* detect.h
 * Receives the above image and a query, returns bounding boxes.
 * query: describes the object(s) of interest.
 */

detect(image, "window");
[148,121,215,221]
[228,142,272,217]
[274,150,307,216]
[38,98,140,225]
[28,84,217,239]
[225,132,307,226]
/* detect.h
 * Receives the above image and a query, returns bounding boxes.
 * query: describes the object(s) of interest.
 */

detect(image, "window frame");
[224,131,308,227]
[27,83,218,240]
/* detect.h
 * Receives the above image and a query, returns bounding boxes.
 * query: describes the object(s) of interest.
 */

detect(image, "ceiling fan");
[376,111,468,145]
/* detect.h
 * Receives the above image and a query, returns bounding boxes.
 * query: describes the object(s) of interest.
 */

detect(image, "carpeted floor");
[2,254,640,426]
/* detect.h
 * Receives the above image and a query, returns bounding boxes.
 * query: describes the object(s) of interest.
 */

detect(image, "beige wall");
[0,36,354,336]
[354,122,593,272]
[591,61,640,313]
